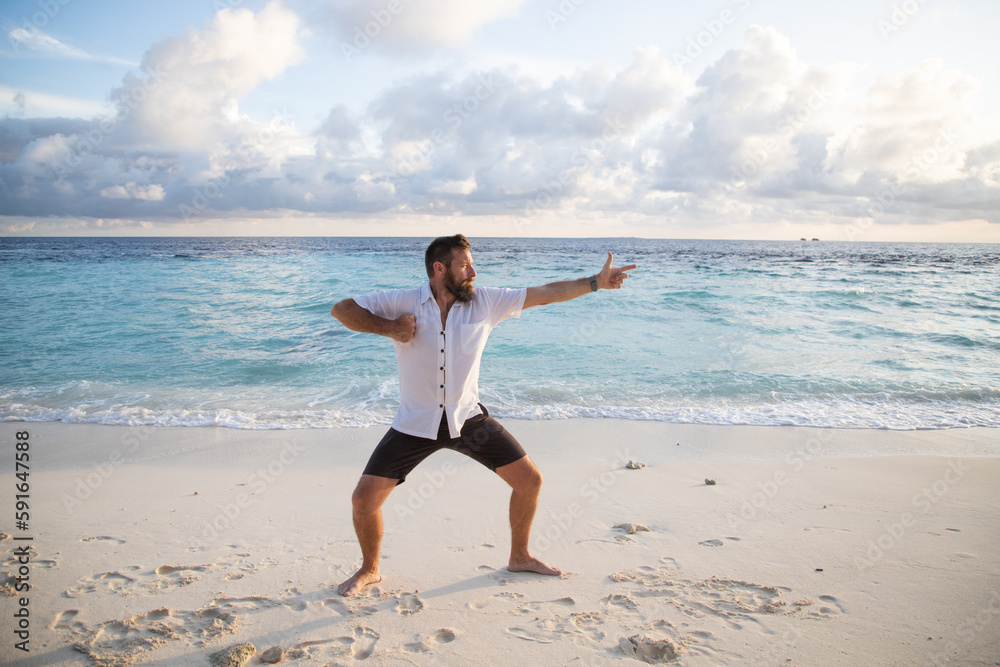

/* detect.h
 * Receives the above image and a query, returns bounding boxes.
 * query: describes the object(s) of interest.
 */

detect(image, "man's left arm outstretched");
[523,252,637,309]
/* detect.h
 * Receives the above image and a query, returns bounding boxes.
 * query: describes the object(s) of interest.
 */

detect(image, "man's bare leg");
[338,474,398,596]
[495,456,562,576]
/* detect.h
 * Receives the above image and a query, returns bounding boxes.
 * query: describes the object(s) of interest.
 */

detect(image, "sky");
[0,0,998,240]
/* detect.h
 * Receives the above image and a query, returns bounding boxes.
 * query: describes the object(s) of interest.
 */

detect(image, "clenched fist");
[391,314,416,343]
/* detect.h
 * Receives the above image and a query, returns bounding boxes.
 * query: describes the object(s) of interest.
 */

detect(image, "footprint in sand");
[568,612,606,642]
[611,567,814,631]
[467,590,524,610]
[3,547,57,570]
[286,598,308,612]
[815,595,846,616]
[324,598,349,615]
[506,611,607,645]
[150,564,207,591]
[405,628,457,653]
[512,597,575,616]
[698,537,740,547]
[506,625,554,644]
[287,638,338,660]
[51,609,88,639]
[154,565,206,576]
[324,596,378,617]
[81,536,125,545]
[1,547,37,567]
[604,593,640,611]
[344,625,379,660]
[65,567,141,597]
[213,595,281,614]
[478,564,515,586]
[63,605,238,666]
[395,593,424,616]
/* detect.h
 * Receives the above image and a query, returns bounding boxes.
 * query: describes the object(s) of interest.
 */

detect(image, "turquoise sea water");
[1,237,998,430]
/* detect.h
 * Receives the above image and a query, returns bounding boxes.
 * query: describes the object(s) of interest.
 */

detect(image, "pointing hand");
[597,252,636,290]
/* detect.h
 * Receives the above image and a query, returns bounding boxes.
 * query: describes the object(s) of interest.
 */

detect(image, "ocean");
[1,237,998,431]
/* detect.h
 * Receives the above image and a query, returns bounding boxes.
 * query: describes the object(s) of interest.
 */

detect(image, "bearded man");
[330,234,635,596]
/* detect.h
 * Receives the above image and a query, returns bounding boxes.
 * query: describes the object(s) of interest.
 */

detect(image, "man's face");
[443,248,476,303]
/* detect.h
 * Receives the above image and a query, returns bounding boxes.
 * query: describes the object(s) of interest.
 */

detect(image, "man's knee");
[526,468,542,494]
[508,459,542,494]
[352,476,394,513]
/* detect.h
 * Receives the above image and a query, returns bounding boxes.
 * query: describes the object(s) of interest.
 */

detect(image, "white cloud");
[0,85,109,119]
[112,0,307,150]
[329,0,524,55]
[99,182,166,201]
[823,59,979,183]
[7,28,136,66]
[2,22,997,233]
[430,174,477,194]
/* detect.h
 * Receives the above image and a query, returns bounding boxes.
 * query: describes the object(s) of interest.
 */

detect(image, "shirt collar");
[421,282,470,309]
[419,283,433,304]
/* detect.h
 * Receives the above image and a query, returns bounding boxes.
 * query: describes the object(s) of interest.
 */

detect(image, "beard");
[444,266,474,303]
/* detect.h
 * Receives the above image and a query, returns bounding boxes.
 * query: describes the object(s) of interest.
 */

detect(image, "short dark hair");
[425,234,471,278]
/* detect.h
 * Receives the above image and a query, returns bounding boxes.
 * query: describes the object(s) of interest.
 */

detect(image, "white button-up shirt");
[353,284,526,439]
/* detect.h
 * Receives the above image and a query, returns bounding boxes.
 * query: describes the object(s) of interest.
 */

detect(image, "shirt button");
[440,349,444,353]
[439,366,444,370]
[440,384,444,388]
[439,404,443,408]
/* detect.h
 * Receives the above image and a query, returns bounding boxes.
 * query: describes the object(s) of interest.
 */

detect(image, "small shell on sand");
[614,523,651,535]
[626,460,646,469]
[211,643,256,667]
[704,478,717,485]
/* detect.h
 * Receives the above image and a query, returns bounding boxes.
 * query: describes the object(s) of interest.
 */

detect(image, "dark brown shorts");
[362,404,526,484]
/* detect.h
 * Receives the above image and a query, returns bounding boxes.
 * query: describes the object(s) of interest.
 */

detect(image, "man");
[330,234,635,597]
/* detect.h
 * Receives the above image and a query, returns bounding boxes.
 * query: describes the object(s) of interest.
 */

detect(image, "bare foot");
[508,556,562,576]
[338,569,382,597]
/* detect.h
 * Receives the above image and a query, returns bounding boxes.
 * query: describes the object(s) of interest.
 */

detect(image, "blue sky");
[1,0,998,239]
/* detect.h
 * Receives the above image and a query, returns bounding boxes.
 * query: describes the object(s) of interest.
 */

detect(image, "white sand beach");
[1,420,999,666]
